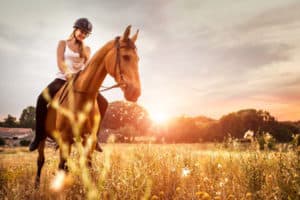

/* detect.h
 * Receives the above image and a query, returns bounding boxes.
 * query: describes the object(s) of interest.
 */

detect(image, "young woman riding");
[29,18,108,152]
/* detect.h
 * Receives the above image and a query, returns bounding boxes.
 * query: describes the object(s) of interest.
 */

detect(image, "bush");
[0,138,5,146]
[19,140,30,146]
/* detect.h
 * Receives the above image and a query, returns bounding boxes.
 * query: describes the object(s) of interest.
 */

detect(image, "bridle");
[100,36,126,92]
[100,36,136,91]
[59,36,136,103]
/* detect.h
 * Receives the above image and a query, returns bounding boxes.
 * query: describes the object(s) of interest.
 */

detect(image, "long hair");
[67,29,89,62]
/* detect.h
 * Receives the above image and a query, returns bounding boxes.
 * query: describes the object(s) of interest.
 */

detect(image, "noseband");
[100,36,136,92]
[60,36,136,104]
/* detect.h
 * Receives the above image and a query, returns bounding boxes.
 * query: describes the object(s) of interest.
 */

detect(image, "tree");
[19,106,36,129]
[102,101,151,139]
[164,116,201,143]
[2,114,18,127]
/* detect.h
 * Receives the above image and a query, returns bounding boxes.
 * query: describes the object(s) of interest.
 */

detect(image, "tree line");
[1,103,299,143]
[0,106,36,129]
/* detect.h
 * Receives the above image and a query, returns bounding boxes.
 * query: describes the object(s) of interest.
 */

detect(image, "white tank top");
[56,41,86,80]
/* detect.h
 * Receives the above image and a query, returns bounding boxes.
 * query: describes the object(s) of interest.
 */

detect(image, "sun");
[149,110,169,124]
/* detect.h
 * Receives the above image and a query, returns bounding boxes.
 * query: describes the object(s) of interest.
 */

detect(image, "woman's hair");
[67,29,89,62]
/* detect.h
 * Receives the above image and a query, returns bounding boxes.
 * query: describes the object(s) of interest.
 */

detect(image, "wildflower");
[202,192,211,200]
[196,191,204,196]
[50,170,66,191]
[151,195,159,200]
[176,187,181,193]
[217,163,222,169]
[244,130,254,139]
[159,191,164,196]
[182,167,191,177]
[219,181,224,187]
[196,191,211,200]
[246,192,252,199]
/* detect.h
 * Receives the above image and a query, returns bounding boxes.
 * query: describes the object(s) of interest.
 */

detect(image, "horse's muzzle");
[124,83,140,102]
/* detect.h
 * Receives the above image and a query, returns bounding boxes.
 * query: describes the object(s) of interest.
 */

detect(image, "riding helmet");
[73,18,93,33]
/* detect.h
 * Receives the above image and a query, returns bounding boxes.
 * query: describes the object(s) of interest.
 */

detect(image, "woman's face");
[74,28,89,41]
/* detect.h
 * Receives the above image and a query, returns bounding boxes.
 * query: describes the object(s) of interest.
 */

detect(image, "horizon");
[1,0,300,121]
[0,103,298,123]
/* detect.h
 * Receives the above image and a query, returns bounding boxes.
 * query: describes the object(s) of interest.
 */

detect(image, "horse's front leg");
[83,134,97,168]
[58,142,71,172]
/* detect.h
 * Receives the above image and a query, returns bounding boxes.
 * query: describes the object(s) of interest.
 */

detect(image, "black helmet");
[73,18,93,33]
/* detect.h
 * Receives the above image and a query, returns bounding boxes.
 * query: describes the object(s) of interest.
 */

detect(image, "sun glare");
[149,110,169,124]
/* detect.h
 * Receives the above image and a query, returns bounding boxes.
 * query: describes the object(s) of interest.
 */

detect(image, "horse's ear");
[131,29,139,43]
[123,25,131,41]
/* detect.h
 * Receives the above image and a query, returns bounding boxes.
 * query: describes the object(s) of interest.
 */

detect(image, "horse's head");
[104,25,141,102]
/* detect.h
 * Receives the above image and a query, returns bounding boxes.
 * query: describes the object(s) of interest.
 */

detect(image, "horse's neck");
[74,41,114,95]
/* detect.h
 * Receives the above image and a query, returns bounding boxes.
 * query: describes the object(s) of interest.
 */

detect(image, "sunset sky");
[0,0,299,121]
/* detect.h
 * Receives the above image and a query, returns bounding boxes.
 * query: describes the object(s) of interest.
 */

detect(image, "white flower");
[181,167,191,177]
[50,170,66,191]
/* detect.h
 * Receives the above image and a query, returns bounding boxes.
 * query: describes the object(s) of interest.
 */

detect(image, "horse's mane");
[74,37,136,93]
[84,40,115,73]
[74,40,115,92]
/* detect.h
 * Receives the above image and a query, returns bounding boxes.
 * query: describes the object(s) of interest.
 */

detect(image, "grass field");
[0,144,299,200]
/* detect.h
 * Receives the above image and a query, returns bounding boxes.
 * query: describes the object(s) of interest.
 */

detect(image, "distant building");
[0,127,33,147]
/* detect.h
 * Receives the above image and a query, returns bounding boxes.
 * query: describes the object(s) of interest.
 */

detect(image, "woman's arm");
[56,40,67,73]
[85,46,91,63]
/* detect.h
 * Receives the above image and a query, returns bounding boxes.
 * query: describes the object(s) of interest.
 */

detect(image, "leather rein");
[58,37,135,103]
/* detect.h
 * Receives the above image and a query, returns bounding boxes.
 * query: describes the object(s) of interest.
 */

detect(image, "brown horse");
[35,25,141,186]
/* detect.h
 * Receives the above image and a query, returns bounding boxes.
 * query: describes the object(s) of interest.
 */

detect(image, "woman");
[29,18,108,152]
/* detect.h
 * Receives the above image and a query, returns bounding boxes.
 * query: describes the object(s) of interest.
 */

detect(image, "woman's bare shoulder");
[58,40,66,46]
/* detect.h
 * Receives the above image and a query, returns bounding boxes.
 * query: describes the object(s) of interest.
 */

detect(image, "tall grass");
[0,144,299,199]
[2,82,298,199]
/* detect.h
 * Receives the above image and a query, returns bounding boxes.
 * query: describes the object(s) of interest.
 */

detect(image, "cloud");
[0,0,299,120]
[238,2,300,32]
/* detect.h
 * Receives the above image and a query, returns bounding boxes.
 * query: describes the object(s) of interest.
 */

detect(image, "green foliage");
[202,109,298,143]
[1,114,18,127]
[19,106,36,129]
[102,101,151,136]
[257,135,266,150]
[291,134,300,148]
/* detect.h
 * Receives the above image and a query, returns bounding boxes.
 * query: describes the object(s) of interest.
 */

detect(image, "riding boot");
[29,93,47,151]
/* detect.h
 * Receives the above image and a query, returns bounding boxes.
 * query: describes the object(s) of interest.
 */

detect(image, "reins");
[58,36,134,104]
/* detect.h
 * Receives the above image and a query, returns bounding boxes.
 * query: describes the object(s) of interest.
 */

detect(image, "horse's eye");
[123,55,130,61]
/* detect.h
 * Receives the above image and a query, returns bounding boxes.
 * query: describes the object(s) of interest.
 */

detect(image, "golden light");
[181,167,191,177]
[149,110,169,124]
[50,170,66,191]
